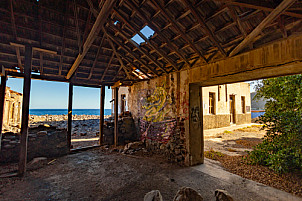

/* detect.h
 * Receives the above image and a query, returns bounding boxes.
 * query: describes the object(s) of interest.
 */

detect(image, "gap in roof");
[131,25,155,45]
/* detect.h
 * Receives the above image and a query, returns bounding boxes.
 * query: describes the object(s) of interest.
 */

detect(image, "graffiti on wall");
[142,83,172,122]
[138,82,176,142]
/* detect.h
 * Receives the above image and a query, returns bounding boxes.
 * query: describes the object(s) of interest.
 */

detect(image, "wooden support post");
[114,87,119,146]
[0,73,7,151]
[18,45,32,177]
[67,83,73,149]
[99,86,105,145]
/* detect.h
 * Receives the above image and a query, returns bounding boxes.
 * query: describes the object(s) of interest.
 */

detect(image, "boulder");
[144,190,163,201]
[123,141,144,153]
[215,189,234,201]
[173,187,203,201]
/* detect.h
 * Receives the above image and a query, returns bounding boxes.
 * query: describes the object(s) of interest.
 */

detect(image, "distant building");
[112,86,129,115]
[202,83,251,129]
[251,92,267,111]
[2,87,23,133]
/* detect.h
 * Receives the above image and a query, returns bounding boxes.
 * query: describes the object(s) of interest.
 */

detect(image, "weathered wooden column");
[114,87,119,146]
[67,83,73,149]
[18,45,32,176]
[0,72,7,151]
[99,85,105,145]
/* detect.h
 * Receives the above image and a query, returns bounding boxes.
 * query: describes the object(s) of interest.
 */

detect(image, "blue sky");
[5,77,112,109]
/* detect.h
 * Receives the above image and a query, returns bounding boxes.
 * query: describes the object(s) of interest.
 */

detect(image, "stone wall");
[0,125,69,163]
[128,72,190,164]
[103,116,138,145]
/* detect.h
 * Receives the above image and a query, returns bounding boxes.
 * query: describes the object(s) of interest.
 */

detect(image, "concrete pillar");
[187,83,203,166]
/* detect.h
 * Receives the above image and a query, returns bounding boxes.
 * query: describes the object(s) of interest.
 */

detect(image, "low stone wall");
[236,114,252,125]
[103,117,138,145]
[203,115,230,129]
[203,113,251,129]
[138,118,187,164]
[0,125,69,163]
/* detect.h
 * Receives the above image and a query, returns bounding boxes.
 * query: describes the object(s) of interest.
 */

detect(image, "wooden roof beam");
[66,0,117,79]
[105,32,133,80]
[151,0,208,63]
[215,0,302,19]
[109,24,169,74]
[113,9,179,70]
[106,31,158,77]
[181,0,227,57]
[229,0,297,57]
[125,0,191,67]
[88,34,105,79]
[100,52,114,82]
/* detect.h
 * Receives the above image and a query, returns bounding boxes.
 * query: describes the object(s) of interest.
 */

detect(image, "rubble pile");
[0,125,69,163]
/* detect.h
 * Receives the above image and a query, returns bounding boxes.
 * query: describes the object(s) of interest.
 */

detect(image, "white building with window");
[202,82,251,129]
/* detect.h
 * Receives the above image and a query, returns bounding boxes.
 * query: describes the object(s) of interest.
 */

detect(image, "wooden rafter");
[106,31,158,76]
[105,32,133,80]
[66,0,117,79]
[215,0,302,19]
[113,9,179,70]
[9,0,23,72]
[100,52,114,82]
[151,0,208,63]
[230,0,296,56]
[109,23,169,74]
[125,0,192,66]
[73,1,82,54]
[181,0,227,57]
[88,34,105,79]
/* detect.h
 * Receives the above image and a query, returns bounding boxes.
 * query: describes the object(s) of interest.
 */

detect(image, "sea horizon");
[30,109,112,116]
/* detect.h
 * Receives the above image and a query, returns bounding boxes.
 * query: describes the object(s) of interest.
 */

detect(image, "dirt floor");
[1,148,298,201]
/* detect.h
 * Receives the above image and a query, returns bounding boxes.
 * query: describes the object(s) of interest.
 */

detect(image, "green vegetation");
[223,130,232,134]
[248,75,302,173]
[204,149,225,160]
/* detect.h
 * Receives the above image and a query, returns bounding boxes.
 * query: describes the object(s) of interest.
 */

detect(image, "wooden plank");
[0,73,7,151]
[18,45,32,177]
[67,83,73,149]
[109,24,169,74]
[100,52,115,82]
[113,9,179,70]
[114,87,119,146]
[181,0,227,57]
[66,0,117,79]
[99,86,105,145]
[125,0,191,66]
[106,32,158,76]
[151,0,208,63]
[229,0,296,57]
[88,34,105,79]
[215,0,302,19]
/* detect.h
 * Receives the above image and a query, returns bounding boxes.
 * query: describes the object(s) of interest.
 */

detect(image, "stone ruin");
[2,87,22,133]
[0,125,69,163]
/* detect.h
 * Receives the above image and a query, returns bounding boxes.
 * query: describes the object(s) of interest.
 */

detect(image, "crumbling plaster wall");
[128,71,190,164]
[128,35,302,166]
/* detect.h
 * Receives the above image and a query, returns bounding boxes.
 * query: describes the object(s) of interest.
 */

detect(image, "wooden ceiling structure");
[0,0,301,87]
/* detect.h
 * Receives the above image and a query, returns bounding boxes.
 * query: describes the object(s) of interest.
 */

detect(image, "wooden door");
[229,95,235,124]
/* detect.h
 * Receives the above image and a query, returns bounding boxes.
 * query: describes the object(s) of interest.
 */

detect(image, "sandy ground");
[0,148,294,201]
[204,124,266,156]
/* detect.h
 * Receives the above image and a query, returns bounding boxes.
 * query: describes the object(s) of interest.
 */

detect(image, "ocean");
[251,111,265,119]
[30,109,112,116]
